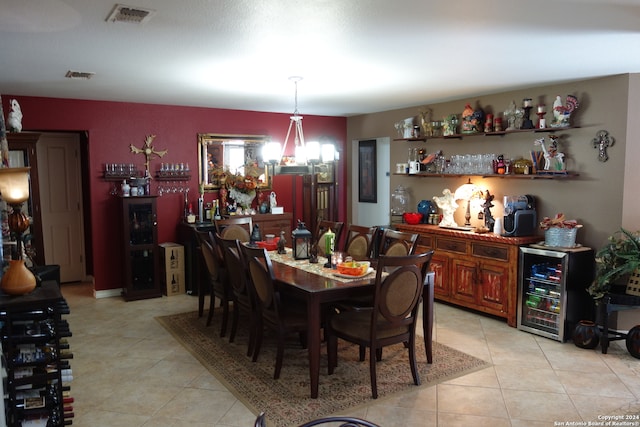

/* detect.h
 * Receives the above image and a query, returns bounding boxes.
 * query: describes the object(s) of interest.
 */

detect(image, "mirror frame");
[197,133,271,192]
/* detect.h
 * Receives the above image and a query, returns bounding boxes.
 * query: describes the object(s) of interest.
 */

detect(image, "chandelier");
[282,76,307,164]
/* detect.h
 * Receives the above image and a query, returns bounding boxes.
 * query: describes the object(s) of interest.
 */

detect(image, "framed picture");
[358,140,377,203]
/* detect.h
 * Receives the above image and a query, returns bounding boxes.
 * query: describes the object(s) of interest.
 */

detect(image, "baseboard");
[94,288,123,299]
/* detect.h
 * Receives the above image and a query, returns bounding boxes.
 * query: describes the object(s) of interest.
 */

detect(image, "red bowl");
[403,212,423,225]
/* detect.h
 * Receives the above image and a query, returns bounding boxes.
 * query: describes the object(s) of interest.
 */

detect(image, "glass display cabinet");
[120,196,161,301]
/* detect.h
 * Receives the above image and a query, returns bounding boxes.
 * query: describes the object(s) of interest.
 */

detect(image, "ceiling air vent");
[65,70,95,80]
[106,4,155,24]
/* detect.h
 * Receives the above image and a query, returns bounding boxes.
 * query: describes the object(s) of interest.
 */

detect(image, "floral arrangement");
[226,173,257,209]
[539,213,581,230]
[588,228,640,299]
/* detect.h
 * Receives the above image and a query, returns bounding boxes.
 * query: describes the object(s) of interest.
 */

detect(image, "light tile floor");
[62,282,640,427]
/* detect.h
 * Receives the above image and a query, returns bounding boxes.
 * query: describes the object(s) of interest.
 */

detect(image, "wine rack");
[0,282,74,426]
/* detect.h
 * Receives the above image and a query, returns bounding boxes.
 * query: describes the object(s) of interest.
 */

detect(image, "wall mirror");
[198,133,271,191]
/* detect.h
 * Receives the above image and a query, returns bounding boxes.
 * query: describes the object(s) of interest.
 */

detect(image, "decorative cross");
[592,130,614,162]
[130,134,168,178]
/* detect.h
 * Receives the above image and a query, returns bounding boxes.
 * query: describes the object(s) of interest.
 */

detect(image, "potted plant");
[588,228,640,300]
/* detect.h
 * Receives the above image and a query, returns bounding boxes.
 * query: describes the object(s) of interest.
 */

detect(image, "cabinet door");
[477,260,509,314]
[430,253,450,298]
[451,258,477,304]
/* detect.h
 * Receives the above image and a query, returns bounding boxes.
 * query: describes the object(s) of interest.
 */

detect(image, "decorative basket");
[544,227,578,247]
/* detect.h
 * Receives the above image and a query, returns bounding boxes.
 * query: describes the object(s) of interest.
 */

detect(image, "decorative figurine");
[461,104,482,133]
[504,100,519,131]
[270,191,277,210]
[7,99,23,133]
[309,241,319,264]
[496,154,506,175]
[592,130,614,162]
[551,95,579,128]
[482,190,496,232]
[534,135,565,171]
[277,231,287,254]
[419,107,433,137]
[443,114,459,136]
[432,188,458,228]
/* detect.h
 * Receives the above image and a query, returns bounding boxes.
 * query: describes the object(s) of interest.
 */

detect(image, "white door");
[352,137,390,227]
[36,133,86,283]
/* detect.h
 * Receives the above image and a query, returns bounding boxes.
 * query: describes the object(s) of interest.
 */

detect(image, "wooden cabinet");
[6,132,45,266]
[396,224,539,326]
[228,212,293,237]
[120,196,161,301]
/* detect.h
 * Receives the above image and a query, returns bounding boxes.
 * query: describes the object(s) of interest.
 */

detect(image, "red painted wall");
[3,96,347,292]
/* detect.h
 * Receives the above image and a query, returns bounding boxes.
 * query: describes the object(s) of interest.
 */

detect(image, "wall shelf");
[393,126,576,142]
[395,172,579,179]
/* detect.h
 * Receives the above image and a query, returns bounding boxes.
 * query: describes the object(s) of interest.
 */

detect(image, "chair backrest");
[315,220,345,257]
[215,216,252,242]
[377,229,419,257]
[241,244,281,324]
[296,416,381,427]
[200,238,222,282]
[216,235,249,300]
[370,252,434,339]
[343,224,378,260]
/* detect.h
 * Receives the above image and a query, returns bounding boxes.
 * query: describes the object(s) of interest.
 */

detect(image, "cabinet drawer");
[472,243,509,261]
[436,238,467,254]
[416,235,433,249]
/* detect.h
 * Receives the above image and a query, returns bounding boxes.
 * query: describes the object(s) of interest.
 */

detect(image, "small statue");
[534,136,565,171]
[309,241,318,263]
[7,99,23,133]
[277,231,287,254]
[551,95,579,128]
[433,188,458,228]
[482,190,496,232]
[250,224,262,245]
[270,191,277,209]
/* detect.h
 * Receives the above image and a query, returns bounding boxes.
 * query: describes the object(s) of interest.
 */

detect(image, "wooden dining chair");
[199,235,234,336]
[241,244,308,379]
[214,216,252,242]
[216,235,258,356]
[297,416,381,427]
[326,252,433,399]
[314,220,344,257]
[342,224,378,261]
[377,228,419,257]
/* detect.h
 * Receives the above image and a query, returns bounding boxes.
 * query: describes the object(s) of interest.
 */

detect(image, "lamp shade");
[454,178,480,201]
[306,141,321,163]
[262,141,282,164]
[0,167,30,204]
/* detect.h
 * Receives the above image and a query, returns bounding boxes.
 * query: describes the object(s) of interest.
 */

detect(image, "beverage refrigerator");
[517,245,595,341]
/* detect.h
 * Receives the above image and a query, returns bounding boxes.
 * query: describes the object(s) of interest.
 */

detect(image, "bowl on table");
[336,260,371,276]
[402,212,423,225]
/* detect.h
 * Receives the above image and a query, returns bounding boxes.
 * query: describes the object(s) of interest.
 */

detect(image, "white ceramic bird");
[7,99,23,132]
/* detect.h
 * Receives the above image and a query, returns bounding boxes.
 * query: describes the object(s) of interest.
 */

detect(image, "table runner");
[267,248,374,283]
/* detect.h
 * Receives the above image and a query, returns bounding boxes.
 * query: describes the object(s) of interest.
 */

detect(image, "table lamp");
[0,167,37,295]
[454,178,484,227]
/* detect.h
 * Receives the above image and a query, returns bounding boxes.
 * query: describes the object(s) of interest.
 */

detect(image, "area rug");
[156,310,490,427]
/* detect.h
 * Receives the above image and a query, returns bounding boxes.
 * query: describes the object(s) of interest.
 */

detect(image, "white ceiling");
[1,0,640,117]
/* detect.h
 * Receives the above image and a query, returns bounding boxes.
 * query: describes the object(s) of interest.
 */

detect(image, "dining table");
[268,249,434,399]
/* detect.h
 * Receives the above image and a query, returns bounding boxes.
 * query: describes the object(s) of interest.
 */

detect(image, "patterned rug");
[156,310,491,427]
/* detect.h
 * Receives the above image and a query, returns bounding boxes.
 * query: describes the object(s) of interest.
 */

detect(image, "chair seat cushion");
[330,310,408,341]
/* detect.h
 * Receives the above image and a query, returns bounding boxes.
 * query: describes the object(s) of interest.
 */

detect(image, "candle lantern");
[292,220,312,260]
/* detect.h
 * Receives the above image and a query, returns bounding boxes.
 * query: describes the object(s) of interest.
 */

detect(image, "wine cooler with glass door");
[518,246,595,341]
